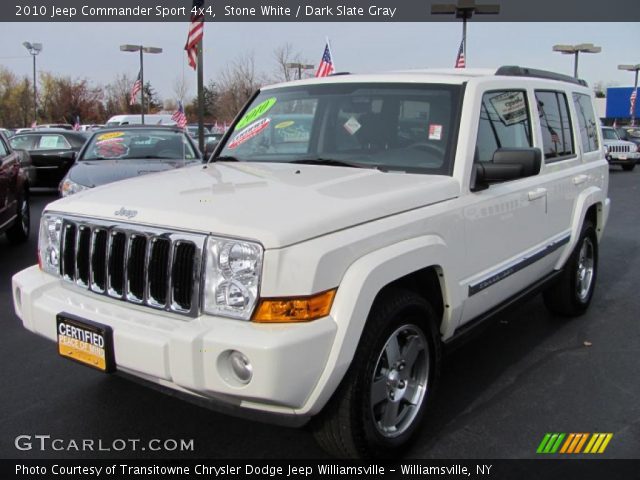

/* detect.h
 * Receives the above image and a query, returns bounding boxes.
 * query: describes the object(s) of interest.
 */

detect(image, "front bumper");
[606,152,639,165]
[12,265,336,418]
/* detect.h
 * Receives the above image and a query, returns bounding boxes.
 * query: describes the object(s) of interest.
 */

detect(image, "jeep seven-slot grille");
[608,145,631,153]
[60,219,203,316]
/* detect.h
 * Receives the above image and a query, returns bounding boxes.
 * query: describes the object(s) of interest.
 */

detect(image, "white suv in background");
[602,126,639,171]
[13,66,609,458]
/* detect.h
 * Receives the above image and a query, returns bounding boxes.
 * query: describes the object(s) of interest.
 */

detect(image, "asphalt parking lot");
[0,170,638,460]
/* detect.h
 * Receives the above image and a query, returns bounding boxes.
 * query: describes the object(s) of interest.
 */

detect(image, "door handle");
[573,174,588,185]
[528,187,547,201]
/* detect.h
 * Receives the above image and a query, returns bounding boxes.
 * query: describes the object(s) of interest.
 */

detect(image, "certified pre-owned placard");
[56,313,115,372]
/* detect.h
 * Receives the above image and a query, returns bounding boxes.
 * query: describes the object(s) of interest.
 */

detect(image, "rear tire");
[543,220,598,317]
[312,288,441,458]
[6,191,30,244]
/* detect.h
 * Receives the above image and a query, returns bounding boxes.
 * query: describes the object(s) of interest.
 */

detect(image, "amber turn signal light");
[252,289,337,323]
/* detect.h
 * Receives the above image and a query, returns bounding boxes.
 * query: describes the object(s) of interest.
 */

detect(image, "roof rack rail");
[496,66,588,87]
[329,72,350,76]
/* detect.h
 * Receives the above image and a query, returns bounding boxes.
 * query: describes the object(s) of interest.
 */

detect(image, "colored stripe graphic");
[538,433,613,454]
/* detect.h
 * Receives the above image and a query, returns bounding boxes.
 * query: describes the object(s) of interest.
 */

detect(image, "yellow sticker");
[275,120,295,129]
[97,131,125,141]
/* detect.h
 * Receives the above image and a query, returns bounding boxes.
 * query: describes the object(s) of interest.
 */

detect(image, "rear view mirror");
[472,148,542,191]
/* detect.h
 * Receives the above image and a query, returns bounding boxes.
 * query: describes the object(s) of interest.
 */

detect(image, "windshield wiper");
[210,155,240,163]
[290,158,384,171]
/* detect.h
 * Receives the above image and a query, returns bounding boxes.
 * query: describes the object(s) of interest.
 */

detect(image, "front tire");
[6,192,30,244]
[622,163,635,172]
[543,220,598,317]
[312,289,441,458]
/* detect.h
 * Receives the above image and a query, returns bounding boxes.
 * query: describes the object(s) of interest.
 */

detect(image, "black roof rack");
[329,72,351,76]
[496,66,588,87]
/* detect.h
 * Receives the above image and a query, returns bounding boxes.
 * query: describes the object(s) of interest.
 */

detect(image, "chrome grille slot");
[75,226,91,287]
[108,231,127,297]
[57,217,204,317]
[91,229,108,292]
[61,223,77,280]
[126,234,147,303]
[171,242,196,312]
[147,237,171,307]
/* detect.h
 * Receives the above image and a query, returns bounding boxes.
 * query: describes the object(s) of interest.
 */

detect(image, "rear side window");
[10,135,36,150]
[475,90,532,163]
[0,138,8,157]
[535,91,575,160]
[36,135,71,150]
[572,93,600,152]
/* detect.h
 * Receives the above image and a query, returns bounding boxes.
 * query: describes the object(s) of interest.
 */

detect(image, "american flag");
[185,0,204,70]
[549,127,560,144]
[455,39,466,68]
[73,116,80,131]
[172,101,188,129]
[129,71,142,105]
[630,89,637,116]
[315,42,335,78]
[30,121,37,129]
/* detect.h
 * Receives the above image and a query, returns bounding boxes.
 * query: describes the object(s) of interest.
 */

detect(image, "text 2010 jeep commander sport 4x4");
[13,66,609,458]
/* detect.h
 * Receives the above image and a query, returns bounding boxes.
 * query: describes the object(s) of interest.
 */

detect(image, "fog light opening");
[229,350,252,384]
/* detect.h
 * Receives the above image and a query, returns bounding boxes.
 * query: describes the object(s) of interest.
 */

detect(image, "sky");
[0,22,638,102]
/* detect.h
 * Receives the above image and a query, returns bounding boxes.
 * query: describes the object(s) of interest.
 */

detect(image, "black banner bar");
[2,0,640,22]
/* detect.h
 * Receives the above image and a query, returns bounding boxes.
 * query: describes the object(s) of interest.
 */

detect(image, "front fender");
[296,234,455,416]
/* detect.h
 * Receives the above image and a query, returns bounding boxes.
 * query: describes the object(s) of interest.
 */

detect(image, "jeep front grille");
[608,145,631,153]
[60,218,205,317]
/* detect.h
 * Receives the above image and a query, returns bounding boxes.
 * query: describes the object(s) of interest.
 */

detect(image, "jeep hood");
[49,162,460,249]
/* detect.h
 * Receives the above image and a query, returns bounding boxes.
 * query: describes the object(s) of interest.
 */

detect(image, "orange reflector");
[252,289,337,323]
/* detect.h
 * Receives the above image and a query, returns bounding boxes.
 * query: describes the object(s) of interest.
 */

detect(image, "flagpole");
[197,43,204,154]
[139,47,145,125]
[326,36,335,71]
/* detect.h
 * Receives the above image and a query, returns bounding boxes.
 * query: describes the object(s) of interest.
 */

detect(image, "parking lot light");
[552,43,601,79]
[618,64,640,126]
[22,41,43,126]
[119,44,163,124]
[285,62,315,80]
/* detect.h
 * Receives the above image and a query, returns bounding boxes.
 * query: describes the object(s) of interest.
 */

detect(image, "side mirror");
[472,148,541,191]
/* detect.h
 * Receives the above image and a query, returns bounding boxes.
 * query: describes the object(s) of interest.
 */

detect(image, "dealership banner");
[2,0,639,22]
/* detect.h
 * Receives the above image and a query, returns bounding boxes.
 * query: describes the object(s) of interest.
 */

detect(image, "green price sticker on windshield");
[235,97,277,130]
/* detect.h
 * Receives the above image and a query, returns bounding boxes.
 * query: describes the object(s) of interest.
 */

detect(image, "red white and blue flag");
[185,0,204,70]
[455,39,466,68]
[315,41,335,78]
[172,101,188,129]
[129,70,142,105]
[630,89,637,116]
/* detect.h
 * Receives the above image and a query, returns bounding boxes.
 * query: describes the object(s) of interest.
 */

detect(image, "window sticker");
[236,97,277,130]
[489,91,528,126]
[38,136,64,149]
[428,124,443,140]
[343,116,361,135]
[275,120,295,129]
[95,138,128,158]
[228,118,271,149]
[96,131,125,142]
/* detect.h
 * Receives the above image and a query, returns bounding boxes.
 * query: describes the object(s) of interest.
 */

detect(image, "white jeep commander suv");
[13,66,609,458]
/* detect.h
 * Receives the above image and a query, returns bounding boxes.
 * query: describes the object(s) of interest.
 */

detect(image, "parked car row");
[0,131,30,244]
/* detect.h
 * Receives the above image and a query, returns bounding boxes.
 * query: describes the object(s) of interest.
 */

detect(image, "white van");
[105,114,176,126]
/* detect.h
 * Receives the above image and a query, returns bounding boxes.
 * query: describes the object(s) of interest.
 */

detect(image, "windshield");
[82,129,198,160]
[216,83,461,174]
[602,128,620,141]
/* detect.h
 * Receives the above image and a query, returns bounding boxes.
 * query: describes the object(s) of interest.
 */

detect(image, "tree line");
[0,43,312,128]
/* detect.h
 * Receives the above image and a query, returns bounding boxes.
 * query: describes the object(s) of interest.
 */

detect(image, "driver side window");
[476,90,532,163]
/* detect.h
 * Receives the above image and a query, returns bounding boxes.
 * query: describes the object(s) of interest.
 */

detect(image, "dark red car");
[0,131,30,243]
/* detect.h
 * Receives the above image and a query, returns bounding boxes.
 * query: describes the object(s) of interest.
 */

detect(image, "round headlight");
[219,242,259,279]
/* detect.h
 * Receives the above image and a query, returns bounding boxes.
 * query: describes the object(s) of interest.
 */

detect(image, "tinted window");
[0,138,8,157]
[601,128,619,141]
[218,83,462,175]
[535,91,575,160]
[36,135,71,150]
[572,93,599,152]
[476,90,532,163]
[10,135,36,150]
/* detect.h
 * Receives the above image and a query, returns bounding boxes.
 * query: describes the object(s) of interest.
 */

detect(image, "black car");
[59,126,202,197]
[0,131,30,243]
[9,130,88,188]
[615,126,640,149]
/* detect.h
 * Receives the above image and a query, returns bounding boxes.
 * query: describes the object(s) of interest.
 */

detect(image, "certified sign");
[490,91,528,126]
[56,314,114,372]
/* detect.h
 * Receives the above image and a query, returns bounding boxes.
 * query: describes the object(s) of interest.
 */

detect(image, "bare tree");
[216,52,265,120]
[172,75,190,102]
[272,43,313,82]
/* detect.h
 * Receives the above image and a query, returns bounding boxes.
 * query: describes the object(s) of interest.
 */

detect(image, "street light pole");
[552,43,601,78]
[120,44,163,125]
[431,0,500,66]
[285,62,315,80]
[22,42,42,126]
[618,64,640,126]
